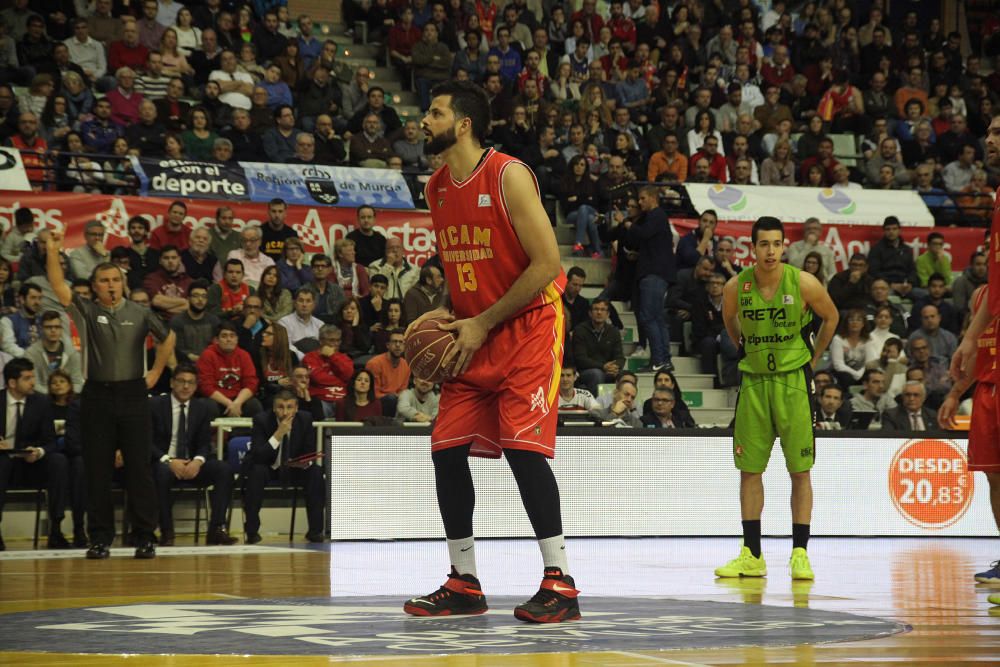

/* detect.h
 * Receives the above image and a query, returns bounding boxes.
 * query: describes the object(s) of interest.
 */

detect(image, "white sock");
[538,535,569,573]
[447,537,477,578]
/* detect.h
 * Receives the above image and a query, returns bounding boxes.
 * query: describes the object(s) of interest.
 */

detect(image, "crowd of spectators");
[2,0,998,222]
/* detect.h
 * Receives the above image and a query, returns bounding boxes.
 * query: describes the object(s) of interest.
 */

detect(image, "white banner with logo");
[684,184,935,227]
[0,147,31,191]
[328,433,991,538]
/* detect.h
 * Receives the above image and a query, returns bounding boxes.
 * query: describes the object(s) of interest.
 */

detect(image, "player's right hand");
[47,229,64,250]
[404,307,453,338]
[949,339,975,381]
[937,394,960,430]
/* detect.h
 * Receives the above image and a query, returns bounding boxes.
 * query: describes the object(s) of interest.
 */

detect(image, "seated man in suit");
[0,358,69,550]
[150,364,238,546]
[243,389,324,544]
[814,384,851,430]
[881,380,937,432]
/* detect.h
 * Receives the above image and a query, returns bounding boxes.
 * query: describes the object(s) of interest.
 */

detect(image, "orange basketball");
[405,318,458,383]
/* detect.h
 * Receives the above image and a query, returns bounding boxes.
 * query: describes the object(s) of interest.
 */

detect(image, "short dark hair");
[927,232,944,244]
[189,278,212,293]
[225,258,245,271]
[927,273,947,286]
[311,253,332,266]
[40,310,62,325]
[173,363,198,380]
[883,215,900,227]
[274,388,297,403]
[3,358,33,385]
[751,216,783,243]
[127,215,150,232]
[419,265,439,285]
[273,104,294,119]
[18,283,42,298]
[160,244,180,257]
[169,200,187,212]
[370,273,389,286]
[269,198,287,208]
[861,368,885,384]
[215,320,239,337]
[820,385,843,399]
[566,266,586,281]
[429,79,491,143]
[590,297,611,310]
[14,207,33,227]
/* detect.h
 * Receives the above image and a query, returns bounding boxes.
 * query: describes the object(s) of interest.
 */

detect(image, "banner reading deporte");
[0,191,435,265]
[685,183,936,227]
[130,157,416,209]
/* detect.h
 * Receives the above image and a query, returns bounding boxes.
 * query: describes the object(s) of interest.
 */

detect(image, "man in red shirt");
[108,21,149,73]
[6,112,47,191]
[208,259,255,320]
[301,324,354,417]
[689,134,728,183]
[799,137,840,186]
[196,320,262,417]
[149,200,191,251]
[606,0,636,52]
[143,245,192,320]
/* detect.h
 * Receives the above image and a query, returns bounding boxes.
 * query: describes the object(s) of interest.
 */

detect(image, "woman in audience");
[549,62,581,108]
[558,155,604,258]
[103,137,136,194]
[48,369,77,422]
[18,74,54,118]
[866,306,902,361]
[238,42,266,82]
[564,19,589,57]
[180,107,219,161]
[653,69,684,109]
[372,298,405,354]
[258,265,293,321]
[802,251,826,285]
[610,132,643,175]
[759,137,796,185]
[160,29,196,79]
[164,132,187,159]
[337,297,373,362]
[57,132,104,193]
[237,6,256,43]
[272,40,306,89]
[796,114,827,160]
[336,369,382,422]
[453,30,487,79]
[62,72,94,123]
[276,238,314,292]
[803,164,825,187]
[687,110,724,156]
[0,259,16,314]
[578,84,612,128]
[830,308,877,388]
[40,94,72,146]
[257,322,296,408]
[867,337,909,400]
[333,238,371,299]
[174,7,202,55]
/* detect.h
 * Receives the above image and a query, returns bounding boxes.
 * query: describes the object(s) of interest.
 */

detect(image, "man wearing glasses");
[69,221,111,282]
[150,364,237,546]
[640,388,678,428]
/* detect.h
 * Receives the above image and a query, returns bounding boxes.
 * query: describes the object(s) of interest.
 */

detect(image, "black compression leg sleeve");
[504,448,563,539]
[432,444,475,539]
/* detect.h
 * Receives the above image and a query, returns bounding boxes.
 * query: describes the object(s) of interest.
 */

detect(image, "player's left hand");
[440,316,488,377]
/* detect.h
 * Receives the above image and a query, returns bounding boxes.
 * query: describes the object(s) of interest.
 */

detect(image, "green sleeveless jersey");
[736,264,813,374]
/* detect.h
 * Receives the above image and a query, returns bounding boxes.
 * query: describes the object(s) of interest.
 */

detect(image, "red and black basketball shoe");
[513,567,582,623]
[403,568,488,617]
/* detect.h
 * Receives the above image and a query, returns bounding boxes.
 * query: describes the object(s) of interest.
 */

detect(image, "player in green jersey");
[716,216,839,581]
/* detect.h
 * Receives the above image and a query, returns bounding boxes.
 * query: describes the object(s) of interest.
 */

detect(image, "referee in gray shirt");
[46,230,176,560]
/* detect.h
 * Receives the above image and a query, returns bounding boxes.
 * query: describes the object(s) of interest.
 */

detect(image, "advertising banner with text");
[0,191,436,265]
[685,183,936,227]
[0,147,31,191]
[130,157,416,209]
[671,217,986,273]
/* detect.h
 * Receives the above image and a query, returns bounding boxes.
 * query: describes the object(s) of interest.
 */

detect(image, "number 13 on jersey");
[457,262,478,292]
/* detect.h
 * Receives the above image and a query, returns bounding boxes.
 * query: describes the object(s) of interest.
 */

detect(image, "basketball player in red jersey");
[401,80,580,623]
[940,284,1000,590]
[952,115,1000,380]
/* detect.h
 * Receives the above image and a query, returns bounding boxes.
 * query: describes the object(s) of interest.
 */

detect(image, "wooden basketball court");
[1,537,998,665]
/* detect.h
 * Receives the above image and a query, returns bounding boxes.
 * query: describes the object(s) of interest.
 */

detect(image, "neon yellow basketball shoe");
[715,546,767,578]
[789,547,815,580]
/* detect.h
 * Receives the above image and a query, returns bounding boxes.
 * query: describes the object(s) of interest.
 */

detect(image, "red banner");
[0,191,437,266]
[671,218,986,273]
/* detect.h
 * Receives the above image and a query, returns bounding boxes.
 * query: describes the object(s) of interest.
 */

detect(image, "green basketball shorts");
[732,365,815,474]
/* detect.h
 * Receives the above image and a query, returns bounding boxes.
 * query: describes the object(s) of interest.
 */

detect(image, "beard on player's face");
[425,125,458,155]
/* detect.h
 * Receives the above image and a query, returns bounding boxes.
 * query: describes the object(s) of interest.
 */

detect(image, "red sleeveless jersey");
[973,286,1000,384]
[427,148,566,320]
[990,186,1000,317]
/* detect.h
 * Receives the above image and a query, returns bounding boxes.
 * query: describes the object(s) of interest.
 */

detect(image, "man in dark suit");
[243,389,324,543]
[0,358,69,550]
[150,364,237,546]
[881,381,937,432]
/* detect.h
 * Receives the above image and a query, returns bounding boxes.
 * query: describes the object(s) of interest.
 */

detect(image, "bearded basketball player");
[402,80,580,623]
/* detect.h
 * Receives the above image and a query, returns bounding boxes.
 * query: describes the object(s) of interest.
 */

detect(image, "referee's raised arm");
[44,230,73,308]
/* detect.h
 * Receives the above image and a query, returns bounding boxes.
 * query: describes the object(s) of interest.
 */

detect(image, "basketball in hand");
[405,319,458,383]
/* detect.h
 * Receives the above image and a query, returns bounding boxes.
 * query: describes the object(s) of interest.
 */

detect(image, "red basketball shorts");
[431,302,565,459]
[968,382,1000,472]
